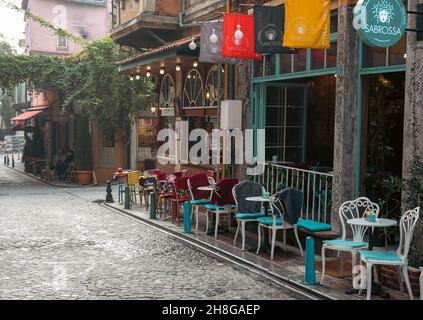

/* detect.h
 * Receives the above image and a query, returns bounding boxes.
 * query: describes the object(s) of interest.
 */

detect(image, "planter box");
[379,265,421,298]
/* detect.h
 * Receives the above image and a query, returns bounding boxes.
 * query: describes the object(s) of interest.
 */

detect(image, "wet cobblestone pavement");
[0,165,306,300]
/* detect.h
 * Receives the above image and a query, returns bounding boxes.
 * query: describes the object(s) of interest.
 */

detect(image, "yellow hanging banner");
[283,0,331,49]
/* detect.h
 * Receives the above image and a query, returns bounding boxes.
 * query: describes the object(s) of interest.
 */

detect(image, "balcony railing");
[249,162,334,224]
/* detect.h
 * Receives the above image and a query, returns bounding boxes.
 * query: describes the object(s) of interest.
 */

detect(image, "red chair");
[170,176,190,224]
[173,170,188,178]
[205,178,239,238]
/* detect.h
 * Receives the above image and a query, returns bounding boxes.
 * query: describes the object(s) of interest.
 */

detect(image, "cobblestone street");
[0,165,306,300]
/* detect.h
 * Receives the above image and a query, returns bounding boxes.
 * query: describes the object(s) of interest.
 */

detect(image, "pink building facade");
[23,0,110,56]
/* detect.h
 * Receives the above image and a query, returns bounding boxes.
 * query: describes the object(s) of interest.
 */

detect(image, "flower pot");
[75,171,92,185]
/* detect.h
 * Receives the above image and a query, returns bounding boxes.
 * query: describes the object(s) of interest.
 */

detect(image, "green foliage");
[0,33,15,54]
[74,115,92,171]
[0,38,155,132]
[0,93,13,128]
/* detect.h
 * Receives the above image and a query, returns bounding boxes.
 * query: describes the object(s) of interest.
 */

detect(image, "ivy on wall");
[0,38,155,133]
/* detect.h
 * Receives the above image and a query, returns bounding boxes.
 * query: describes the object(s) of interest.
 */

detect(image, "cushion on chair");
[257,216,283,226]
[297,219,332,231]
[236,212,266,220]
[324,239,367,248]
[205,204,236,211]
[190,199,211,205]
[359,250,402,262]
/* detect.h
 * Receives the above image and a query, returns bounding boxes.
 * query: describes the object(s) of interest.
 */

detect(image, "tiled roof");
[117,34,200,66]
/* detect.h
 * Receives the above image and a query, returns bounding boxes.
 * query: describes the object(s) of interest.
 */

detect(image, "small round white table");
[246,196,272,252]
[346,217,397,298]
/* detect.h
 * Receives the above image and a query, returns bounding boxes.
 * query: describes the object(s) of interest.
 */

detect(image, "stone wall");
[331,1,359,233]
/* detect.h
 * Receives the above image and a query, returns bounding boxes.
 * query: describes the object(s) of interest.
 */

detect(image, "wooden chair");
[65,163,78,183]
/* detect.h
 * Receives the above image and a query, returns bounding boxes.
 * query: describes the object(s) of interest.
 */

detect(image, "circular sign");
[354,0,407,48]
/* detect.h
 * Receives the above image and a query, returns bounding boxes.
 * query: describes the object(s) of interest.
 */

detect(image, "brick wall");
[379,265,421,297]
[156,0,180,16]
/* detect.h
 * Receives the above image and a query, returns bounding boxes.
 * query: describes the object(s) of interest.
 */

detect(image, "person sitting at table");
[56,149,74,179]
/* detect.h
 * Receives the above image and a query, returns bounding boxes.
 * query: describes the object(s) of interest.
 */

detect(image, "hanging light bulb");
[160,67,165,75]
[193,59,198,68]
[135,74,141,80]
[234,24,243,46]
[189,38,197,51]
[176,64,181,72]
[210,29,218,44]
[129,75,134,81]
[146,71,151,78]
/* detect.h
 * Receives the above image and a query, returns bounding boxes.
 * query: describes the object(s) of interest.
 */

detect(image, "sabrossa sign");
[353,0,407,47]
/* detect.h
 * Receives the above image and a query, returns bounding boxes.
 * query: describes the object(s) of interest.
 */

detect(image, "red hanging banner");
[222,13,262,60]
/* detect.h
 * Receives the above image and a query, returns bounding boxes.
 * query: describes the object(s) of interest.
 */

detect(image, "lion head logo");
[372,0,395,24]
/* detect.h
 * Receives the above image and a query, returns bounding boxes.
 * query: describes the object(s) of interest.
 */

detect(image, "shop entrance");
[360,72,405,203]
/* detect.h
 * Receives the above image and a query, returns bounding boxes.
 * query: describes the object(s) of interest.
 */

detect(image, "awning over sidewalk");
[10,109,46,127]
[117,34,200,75]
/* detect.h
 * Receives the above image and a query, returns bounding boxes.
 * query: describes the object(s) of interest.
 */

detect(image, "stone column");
[403,0,423,179]
[130,116,138,170]
[331,2,359,233]
[403,0,423,259]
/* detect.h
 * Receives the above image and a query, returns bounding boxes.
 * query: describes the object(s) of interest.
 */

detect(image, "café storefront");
[250,0,421,232]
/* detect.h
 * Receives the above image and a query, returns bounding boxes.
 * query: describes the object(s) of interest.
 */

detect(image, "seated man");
[56,150,74,179]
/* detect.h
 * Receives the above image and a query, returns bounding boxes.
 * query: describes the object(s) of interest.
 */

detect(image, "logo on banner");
[354,0,407,47]
[257,23,281,47]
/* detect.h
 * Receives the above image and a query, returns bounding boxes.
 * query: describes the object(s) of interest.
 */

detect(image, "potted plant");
[74,115,93,185]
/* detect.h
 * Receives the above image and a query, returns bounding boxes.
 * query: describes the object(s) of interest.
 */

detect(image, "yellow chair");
[127,171,144,205]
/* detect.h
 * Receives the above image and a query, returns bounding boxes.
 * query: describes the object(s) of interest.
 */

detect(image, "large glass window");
[183,69,204,108]
[138,118,155,161]
[265,85,306,162]
[159,74,175,109]
[362,35,407,68]
[205,65,223,107]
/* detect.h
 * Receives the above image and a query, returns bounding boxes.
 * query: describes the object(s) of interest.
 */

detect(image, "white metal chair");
[187,174,215,231]
[232,181,266,251]
[256,189,304,260]
[320,197,380,285]
[359,207,420,300]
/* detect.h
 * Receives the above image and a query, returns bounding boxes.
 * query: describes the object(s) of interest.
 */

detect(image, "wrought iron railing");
[248,162,334,224]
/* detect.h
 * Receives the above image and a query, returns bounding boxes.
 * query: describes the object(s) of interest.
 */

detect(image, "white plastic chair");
[320,197,380,285]
[187,175,215,231]
[359,207,420,300]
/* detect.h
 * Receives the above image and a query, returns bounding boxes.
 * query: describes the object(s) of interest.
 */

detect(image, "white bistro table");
[346,217,397,298]
[246,196,272,252]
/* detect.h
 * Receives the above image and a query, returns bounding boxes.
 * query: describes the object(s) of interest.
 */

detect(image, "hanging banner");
[222,13,262,60]
[283,0,331,49]
[199,21,239,64]
[353,0,407,48]
[254,5,297,54]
